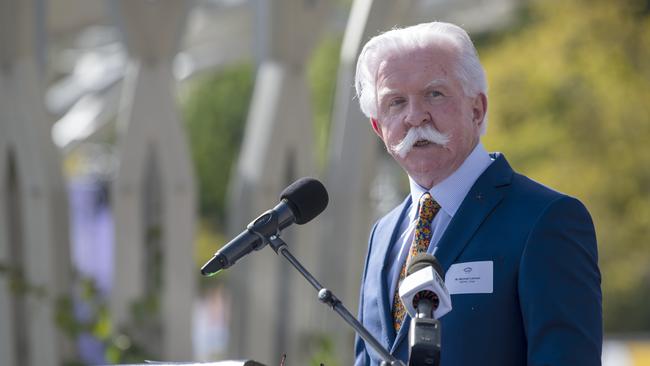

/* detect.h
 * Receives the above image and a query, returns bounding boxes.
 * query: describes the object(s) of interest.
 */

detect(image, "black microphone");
[399,254,450,366]
[200,177,328,276]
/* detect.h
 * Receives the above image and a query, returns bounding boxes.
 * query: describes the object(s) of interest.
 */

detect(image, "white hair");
[354,22,488,135]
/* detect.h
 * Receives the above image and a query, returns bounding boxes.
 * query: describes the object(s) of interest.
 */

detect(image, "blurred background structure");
[0,0,649,365]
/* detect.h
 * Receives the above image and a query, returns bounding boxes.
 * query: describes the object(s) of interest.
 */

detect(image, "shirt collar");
[408,142,493,221]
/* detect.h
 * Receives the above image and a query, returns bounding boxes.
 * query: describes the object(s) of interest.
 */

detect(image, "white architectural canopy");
[110,0,196,361]
[226,0,328,364]
[0,0,72,365]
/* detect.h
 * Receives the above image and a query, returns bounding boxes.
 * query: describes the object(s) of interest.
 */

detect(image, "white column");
[0,64,17,366]
[111,1,196,361]
[226,0,328,364]
[319,0,414,363]
[0,1,72,365]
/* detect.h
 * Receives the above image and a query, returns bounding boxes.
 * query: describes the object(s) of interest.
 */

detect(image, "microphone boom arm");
[252,221,403,366]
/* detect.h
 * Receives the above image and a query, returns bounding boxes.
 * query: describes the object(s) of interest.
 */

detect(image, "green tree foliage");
[480,0,650,331]
[0,262,154,364]
[182,64,255,226]
[182,32,342,228]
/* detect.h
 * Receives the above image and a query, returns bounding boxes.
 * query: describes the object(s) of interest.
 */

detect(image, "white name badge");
[445,261,493,294]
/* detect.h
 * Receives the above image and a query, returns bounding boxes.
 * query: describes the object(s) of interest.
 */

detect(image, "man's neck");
[410,142,479,189]
[408,142,493,217]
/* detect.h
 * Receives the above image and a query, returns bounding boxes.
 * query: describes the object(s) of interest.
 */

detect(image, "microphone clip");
[247,209,283,250]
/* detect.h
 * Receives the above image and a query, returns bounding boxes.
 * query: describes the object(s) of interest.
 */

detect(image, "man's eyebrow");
[377,87,399,100]
[376,78,450,103]
[425,78,447,89]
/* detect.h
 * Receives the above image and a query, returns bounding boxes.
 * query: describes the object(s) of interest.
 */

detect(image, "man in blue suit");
[353,22,602,365]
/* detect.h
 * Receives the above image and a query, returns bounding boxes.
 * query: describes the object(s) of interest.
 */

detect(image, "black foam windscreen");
[407,253,444,277]
[280,177,329,225]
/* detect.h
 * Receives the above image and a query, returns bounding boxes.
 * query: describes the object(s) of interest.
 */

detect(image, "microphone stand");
[254,229,404,366]
[408,315,440,366]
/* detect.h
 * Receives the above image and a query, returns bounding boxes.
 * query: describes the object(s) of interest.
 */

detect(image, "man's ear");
[370,118,383,138]
[472,93,488,127]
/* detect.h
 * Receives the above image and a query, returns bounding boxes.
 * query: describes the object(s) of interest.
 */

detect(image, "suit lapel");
[372,196,412,347]
[435,154,513,272]
[391,313,411,354]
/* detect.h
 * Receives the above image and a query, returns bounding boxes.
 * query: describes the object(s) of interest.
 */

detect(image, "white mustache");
[390,126,450,158]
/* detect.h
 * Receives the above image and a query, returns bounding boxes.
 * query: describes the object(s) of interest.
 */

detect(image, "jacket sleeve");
[519,196,602,365]
[354,221,379,366]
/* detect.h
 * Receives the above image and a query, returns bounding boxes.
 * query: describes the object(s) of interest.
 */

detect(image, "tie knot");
[418,192,438,222]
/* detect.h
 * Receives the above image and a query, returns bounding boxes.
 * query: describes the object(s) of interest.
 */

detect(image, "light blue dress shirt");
[387,142,494,303]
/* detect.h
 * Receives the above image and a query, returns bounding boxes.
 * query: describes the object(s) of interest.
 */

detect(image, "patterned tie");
[392,192,440,332]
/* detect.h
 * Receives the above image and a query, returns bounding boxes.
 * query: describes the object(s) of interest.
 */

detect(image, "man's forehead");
[375,48,454,84]
[378,41,456,66]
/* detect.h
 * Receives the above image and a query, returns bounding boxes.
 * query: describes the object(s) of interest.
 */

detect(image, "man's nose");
[404,100,431,127]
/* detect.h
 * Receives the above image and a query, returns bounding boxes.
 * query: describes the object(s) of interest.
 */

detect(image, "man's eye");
[429,90,443,97]
[389,98,405,107]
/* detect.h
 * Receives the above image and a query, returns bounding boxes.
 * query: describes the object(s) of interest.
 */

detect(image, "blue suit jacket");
[355,154,602,366]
